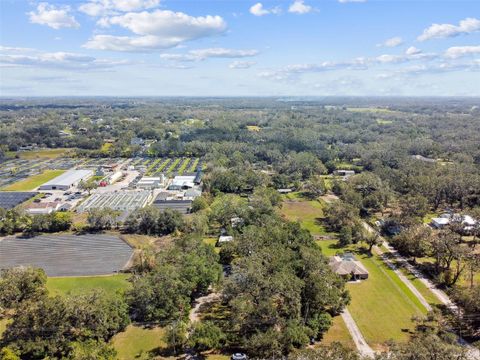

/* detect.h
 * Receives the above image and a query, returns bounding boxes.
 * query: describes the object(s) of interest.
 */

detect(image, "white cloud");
[79,0,160,17]
[444,45,480,59]
[288,0,313,14]
[28,2,79,29]
[406,46,421,55]
[83,10,227,51]
[418,17,480,41]
[229,61,256,69]
[377,36,403,48]
[249,3,281,16]
[0,47,129,70]
[160,48,259,62]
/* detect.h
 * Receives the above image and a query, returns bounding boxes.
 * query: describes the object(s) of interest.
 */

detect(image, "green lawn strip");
[319,315,356,350]
[111,324,167,360]
[145,158,162,175]
[346,249,426,347]
[188,158,200,172]
[157,158,171,172]
[16,148,70,160]
[396,267,443,306]
[2,170,65,191]
[46,274,131,297]
[167,158,181,174]
[177,158,191,175]
[142,158,151,166]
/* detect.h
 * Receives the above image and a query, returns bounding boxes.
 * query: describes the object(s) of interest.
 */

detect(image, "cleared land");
[319,315,356,350]
[2,170,65,191]
[0,234,134,277]
[12,148,70,160]
[47,274,131,296]
[111,325,167,360]
[280,198,332,236]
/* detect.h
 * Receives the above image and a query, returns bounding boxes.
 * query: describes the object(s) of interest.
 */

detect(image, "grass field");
[316,240,428,349]
[2,169,65,191]
[14,148,70,160]
[0,318,9,338]
[376,119,393,125]
[100,143,113,152]
[111,324,167,360]
[246,125,261,132]
[319,315,355,350]
[280,198,332,236]
[46,274,131,296]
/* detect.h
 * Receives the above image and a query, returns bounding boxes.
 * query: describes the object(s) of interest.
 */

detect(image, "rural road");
[341,309,375,358]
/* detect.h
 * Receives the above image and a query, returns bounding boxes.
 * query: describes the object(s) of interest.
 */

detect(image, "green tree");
[0,267,47,312]
[188,321,225,352]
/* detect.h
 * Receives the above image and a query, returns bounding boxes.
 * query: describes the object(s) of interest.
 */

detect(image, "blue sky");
[1,0,479,96]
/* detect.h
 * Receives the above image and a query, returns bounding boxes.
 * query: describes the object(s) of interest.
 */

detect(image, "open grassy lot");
[0,318,9,338]
[319,315,356,350]
[246,125,261,132]
[111,324,167,360]
[46,274,131,296]
[14,148,71,160]
[316,240,428,349]
[2,169,65,191]
[280,198,332,236]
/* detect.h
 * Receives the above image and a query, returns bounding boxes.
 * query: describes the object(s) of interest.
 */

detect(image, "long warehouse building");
[39,169,93,191]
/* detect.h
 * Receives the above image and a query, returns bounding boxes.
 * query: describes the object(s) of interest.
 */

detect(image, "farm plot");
[2,170,65,191]
[0,234,134,277]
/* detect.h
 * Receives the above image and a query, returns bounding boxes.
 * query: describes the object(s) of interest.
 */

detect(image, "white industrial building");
[39,170,93,191]
[168,175,196,190]
[137,175,165,190]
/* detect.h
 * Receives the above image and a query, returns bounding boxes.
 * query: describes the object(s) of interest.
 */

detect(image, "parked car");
[231,354,247,360]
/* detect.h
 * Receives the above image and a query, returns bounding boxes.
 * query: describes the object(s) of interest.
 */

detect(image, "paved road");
[341,309,375,358]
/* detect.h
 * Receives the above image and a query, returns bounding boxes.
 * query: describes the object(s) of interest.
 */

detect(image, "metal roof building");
[39,169,93,191]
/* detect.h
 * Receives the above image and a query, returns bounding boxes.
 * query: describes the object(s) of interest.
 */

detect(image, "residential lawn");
[111,324,167,360]
[15,148,71,159]
[203,237,221,253]
[397,267,443,306]
[316,240,427,347]
[319,315,356,350]
[280,198,332,236]
[423,212,440,224]
[46,274,131,297]
[346,249,427,348]
[2,170,65,191]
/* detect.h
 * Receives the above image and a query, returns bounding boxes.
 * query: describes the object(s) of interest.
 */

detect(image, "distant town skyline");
[1,0,479,96]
